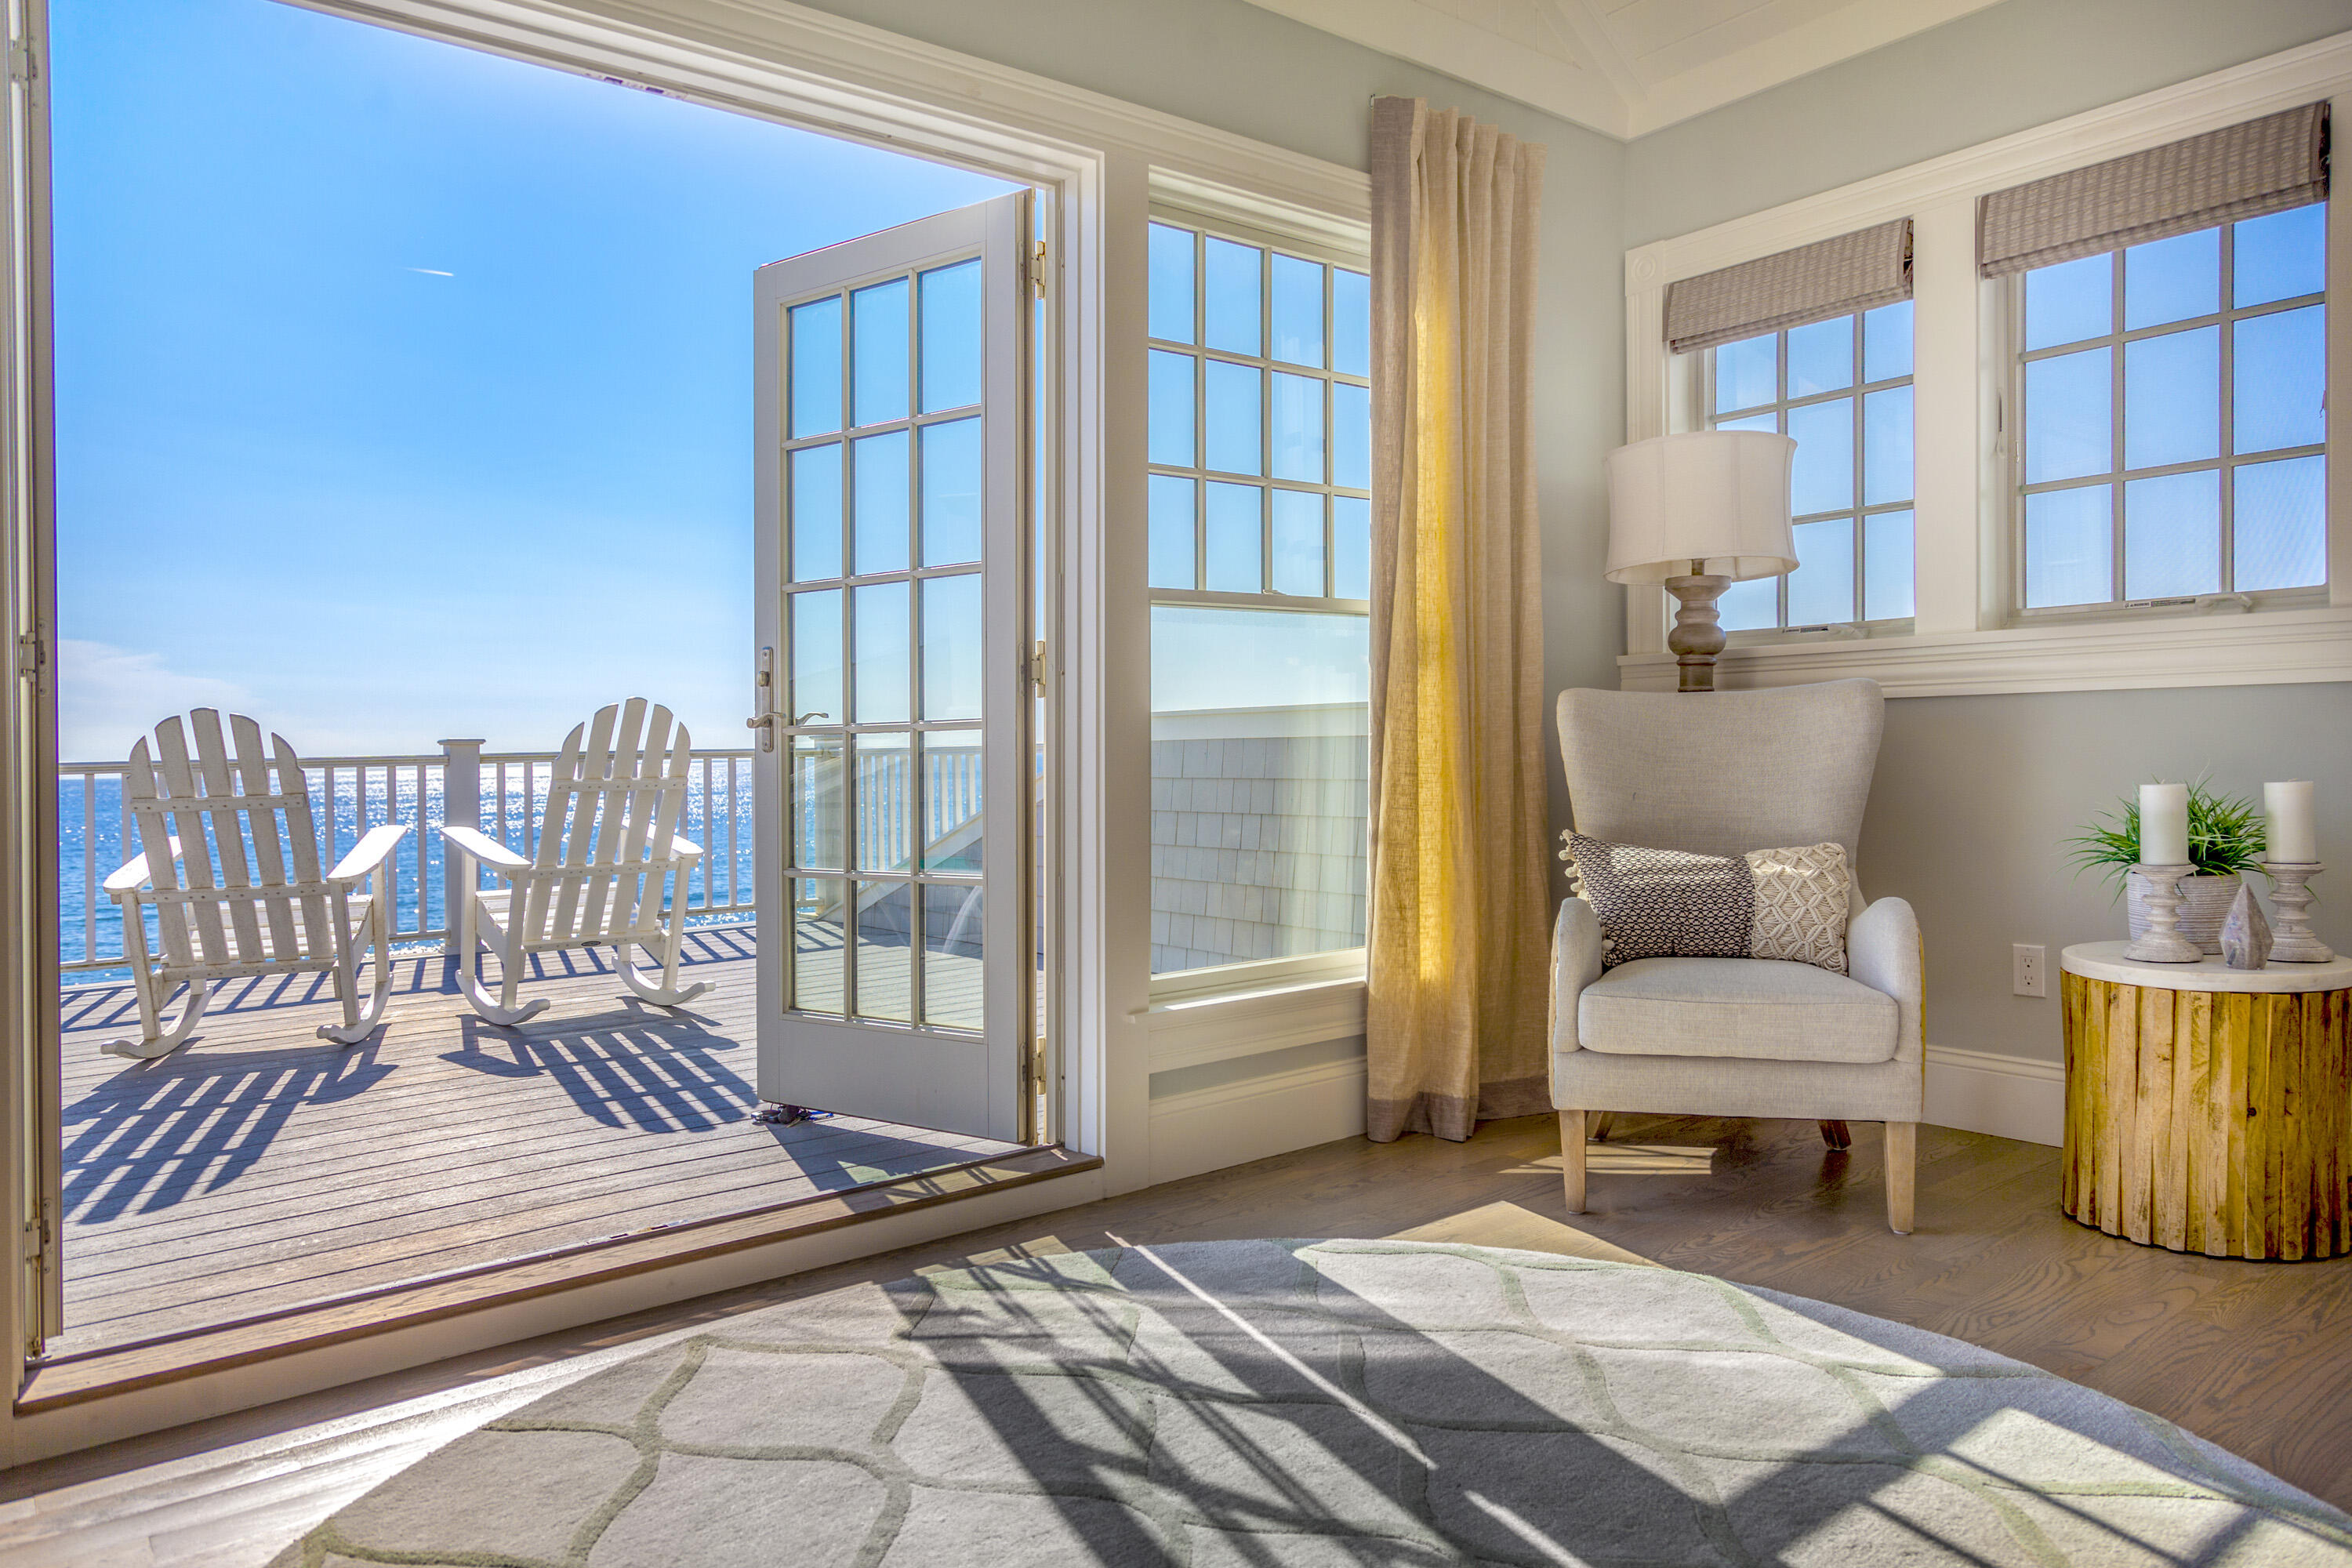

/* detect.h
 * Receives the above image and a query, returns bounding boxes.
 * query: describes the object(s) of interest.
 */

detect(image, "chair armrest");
[1849,895,1924,1067]
[328,822,409,885]
[441,824,531,876]
[670,836,702,861]
[1551,897,1605,1054]
[102,836,181,896]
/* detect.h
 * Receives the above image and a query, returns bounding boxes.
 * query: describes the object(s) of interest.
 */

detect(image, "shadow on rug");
[273,1240,2352,1566]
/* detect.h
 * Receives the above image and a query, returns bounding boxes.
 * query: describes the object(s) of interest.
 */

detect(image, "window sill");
[1618,602,2352,698]
[1140,967,1368,1072]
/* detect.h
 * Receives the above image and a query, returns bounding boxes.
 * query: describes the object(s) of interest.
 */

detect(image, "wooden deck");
[52,924,1021,1357]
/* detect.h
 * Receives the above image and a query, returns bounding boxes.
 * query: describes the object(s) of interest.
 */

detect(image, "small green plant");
[2066,781,2268,890]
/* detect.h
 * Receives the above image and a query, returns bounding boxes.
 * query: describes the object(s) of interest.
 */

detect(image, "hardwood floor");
[5,1109,2350,1564]
[53,927,1021,1356]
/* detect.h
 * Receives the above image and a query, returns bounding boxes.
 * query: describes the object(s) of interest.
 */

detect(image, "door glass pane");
[922,884,985,1029]
[2234,304,2325,454]
[791,735,844,871]
[851,277,909,427]
[1786,518,1855,624]
[2125,227,2219,330]
[790,443,844,581]
[1149,223,1195,343]
[920,417,982,566]
[1787,397,1853,515]
[853,880,913,1021]
[789,296,843,438]
[1270,488,1324,597]
[1332,383,1370,490]
[2234,454,2327,591]
[1332,495,1370,601]
[790,587,843,725]
[1864,510,1915,621]
[2123,470,2220,599]
[855,733,915,872]
[1715,333,1776,413]
[853,583,910,724]
[1863,300,1913,383]
[2235,203,2327,307]
[1270,372,1324,484]
[789,877,846,1015]
[2024,485,2113,607]
[1332,268,1370,378]
[853,430,910,575]
[919,258,982,414]
[1204,360,1261,475]
[921,572,982,721]
[2024,347,2111,483]
[1863,386,1913,506]
[1148,349,1196,468]
[923,732,985,871]
[1149,474,1197,590]
[1787,316,1853,397]
[1203,236,1261,356]
[2025,253,2111,350]
[2123,326,2219,470]
[1204,481,1261,593]
[1271,253,1323,367]
[1717,574,1777,631]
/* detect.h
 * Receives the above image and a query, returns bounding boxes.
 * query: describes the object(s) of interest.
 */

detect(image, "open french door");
[750,192,1033,1144]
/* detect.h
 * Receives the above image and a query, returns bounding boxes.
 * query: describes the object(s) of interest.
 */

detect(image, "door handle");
[749,645,777,753]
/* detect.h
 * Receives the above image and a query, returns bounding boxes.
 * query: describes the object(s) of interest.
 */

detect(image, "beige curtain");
[1365,97,1551,1143]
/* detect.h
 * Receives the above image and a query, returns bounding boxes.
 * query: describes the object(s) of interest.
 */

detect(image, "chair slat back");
[517,700,694,944]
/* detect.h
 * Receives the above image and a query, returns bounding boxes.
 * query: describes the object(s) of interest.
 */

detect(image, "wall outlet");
[2013,942,2047,998]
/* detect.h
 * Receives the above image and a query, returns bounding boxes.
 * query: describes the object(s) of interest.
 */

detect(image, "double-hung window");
[1144,219,1371,978]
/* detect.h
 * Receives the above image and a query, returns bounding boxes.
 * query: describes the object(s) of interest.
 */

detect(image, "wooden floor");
[52,925,1019,1356]
[7,1109,2352,1564]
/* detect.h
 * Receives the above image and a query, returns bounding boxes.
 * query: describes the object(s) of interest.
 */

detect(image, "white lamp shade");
[1602,430,1798,586]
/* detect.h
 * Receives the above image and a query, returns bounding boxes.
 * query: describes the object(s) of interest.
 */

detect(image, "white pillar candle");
[2140,782,2190,866]
[2265,780,2319,864]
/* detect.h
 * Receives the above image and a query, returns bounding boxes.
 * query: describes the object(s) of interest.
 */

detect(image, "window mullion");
[2109,249,2127,604]
[2220,224,2238,592]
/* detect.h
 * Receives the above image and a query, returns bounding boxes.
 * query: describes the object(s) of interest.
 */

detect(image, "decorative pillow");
[1559,832,1850,973]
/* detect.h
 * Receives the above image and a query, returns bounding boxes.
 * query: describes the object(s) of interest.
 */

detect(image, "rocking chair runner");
[441,699,710,1026]
[102,710,406,1060]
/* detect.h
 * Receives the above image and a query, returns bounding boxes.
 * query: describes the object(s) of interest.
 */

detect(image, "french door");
[751,192,1033,1143]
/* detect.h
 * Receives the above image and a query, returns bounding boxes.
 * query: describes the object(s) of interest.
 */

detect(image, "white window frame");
[1622,32,2352,697]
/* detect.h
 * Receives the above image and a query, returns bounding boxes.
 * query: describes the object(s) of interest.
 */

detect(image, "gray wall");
[1624,0,2352,1063]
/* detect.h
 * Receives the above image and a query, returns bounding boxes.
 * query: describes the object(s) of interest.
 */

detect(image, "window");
[2016,203,2328,609]
[1707,301,1916,631]
[1145,219,1370,978]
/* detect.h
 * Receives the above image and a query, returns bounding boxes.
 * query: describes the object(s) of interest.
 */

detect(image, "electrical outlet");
[2013,942,2047,998]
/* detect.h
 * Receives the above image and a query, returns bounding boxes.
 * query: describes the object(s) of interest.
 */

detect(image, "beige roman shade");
[1978,101,2330,278]
[1664,218,1911,354]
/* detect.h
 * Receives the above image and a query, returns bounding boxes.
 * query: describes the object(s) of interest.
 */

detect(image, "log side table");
[2060,942,2352,1260]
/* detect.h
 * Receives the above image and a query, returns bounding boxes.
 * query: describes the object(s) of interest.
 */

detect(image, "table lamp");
[1603,430,1797,693]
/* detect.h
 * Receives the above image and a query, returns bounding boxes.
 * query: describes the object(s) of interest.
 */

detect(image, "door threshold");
[20,1144,1098,1416]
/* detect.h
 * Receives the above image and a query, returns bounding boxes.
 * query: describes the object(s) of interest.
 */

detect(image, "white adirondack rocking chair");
[102,710,407,1060]
[441,699,710,1026]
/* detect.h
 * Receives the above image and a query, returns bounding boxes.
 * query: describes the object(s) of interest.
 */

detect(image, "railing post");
[438,738,484,956]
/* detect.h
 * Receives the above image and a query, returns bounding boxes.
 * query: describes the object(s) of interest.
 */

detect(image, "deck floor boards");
[53,926,1017,1356]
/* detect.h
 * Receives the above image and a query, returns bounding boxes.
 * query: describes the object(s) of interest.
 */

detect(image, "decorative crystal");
[2221,883,2274,971]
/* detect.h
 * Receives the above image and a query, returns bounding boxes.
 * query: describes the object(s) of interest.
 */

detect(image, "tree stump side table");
[2060,942,2352,1260]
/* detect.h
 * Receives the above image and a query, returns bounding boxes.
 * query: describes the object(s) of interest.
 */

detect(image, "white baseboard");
[1148,1054,1367,1186]
[1925,1044,2063,1147]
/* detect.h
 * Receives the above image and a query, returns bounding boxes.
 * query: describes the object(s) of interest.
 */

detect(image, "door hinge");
[1029,241,1047,300]
[7,40,37,85]
[1025,639,1047,695]
[16,633,43,679]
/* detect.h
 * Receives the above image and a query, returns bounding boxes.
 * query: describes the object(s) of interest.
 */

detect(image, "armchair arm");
[102,836,182,897]
[1551,897,1605,1054]
[1849,895,1924,1068]
[441,823,531,877]
[328,822,410,886]
[670,835,703,862]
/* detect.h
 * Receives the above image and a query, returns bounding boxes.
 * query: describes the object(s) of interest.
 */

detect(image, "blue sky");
[49,0,1014,758]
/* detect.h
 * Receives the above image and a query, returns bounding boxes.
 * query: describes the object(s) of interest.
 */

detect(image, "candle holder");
[2125,863,2205,963]
[2261,861,2333,963]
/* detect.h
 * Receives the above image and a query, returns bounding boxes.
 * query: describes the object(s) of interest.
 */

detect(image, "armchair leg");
[1819,1120,1853,1150]
[1885,1121,1917,1235]
[1588,1112,1615,1143]
[1559,1110,1587,1213]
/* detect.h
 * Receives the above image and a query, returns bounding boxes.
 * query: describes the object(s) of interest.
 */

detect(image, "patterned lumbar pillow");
[1559,832,1850,973]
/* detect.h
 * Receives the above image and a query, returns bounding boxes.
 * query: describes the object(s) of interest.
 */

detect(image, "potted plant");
[2067,782,2267,955]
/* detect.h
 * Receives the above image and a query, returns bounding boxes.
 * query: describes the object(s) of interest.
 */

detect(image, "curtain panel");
[1365,96,1551,1143]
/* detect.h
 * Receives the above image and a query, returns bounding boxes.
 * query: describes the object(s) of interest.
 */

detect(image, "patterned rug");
[272,1240,2352,1566]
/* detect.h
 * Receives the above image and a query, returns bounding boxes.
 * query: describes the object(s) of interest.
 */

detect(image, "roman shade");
[1978,101,2330,278]
[1664,218,1911,354]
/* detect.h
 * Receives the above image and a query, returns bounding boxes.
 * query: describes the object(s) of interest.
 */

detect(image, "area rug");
[272,1240,2352,1566]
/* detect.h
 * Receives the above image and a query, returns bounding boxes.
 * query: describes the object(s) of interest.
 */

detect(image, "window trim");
[1622,31,2352,696]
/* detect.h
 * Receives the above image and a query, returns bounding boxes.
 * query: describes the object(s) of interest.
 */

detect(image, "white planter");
[2126,871,2242,956]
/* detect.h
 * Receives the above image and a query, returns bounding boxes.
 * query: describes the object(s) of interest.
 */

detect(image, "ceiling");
[1235,0,2009,139]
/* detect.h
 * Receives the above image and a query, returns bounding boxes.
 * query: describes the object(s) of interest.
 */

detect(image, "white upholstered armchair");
[1552,678,1922,1233]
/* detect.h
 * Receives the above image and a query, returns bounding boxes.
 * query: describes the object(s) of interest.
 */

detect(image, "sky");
[49,0,1015,759]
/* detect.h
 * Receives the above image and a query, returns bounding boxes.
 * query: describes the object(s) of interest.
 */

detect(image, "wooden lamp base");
[1664,569,1731,694]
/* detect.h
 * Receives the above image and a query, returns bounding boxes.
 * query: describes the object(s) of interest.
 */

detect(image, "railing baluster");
[80,771,96,967]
